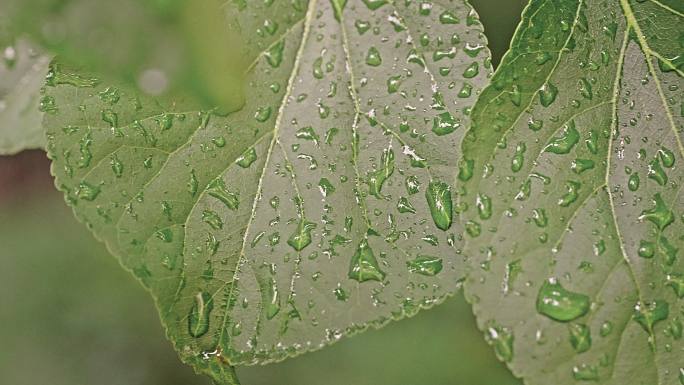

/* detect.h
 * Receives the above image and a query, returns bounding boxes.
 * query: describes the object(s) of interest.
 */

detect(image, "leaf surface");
[45,0,491,382]
[460,0,683,384]
[0,40,49,154]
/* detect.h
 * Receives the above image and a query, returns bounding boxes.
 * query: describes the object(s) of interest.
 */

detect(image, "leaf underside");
[460,0,683,384]
[0,40,49,155]
[45,0,491,382]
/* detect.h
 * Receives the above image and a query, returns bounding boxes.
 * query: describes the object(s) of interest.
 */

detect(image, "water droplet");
[439,10,460,24]
[628,173,640,191]
[572,364,599,381]
[110,155,123,177]
[287,220,316,251]
[202,210,223,230]
[647,154,669,185]
[558,180,581,207]
[485,322,514,363]
[666,274,684,298]
[476,193,492,220]
[348,239,385,282]
[207,179,239,210]
[633,300,669,350]
[539,82,558,107]
[568,323,591,353]
[571,158,594,174]
[406,255,443,276]
[333,284,349,301]
[511,142,526,172]
[188,291,213,338]
[366,47,382,66]
[432,111,460,136]
[536,278,590,322]
[544,121,580,154]
[397,197,416,213]
[266,41,284,67]
[639,193,674,231]
[76,182,101,201]
[367,148,394,198]
[463,62,479,78]
[426,180,453,231]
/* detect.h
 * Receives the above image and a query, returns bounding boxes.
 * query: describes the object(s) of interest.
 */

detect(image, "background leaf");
[0,40,49,155]
[460,0,683,384]
[0,0,245,110]
[45,0,492,381]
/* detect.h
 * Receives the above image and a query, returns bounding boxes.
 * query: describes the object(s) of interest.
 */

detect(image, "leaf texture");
[45,0,491,381]
[460,0,684,384]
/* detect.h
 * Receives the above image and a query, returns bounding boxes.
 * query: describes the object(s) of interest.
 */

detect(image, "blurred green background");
[0,1,526,384]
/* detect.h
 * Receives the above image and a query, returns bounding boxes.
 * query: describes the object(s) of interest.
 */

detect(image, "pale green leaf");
[0,40,49,154]
[460,0,683,384]
[45,0,491,382]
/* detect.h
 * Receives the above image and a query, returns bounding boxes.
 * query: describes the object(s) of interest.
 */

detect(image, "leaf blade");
[45,0,492,381]
[461,0,683,384]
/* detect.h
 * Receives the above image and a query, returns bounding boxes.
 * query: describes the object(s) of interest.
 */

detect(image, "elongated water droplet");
[207,179,239,210]
[485,322,514,363]
[568,323,591,353]
[572,364,599,381]
[406,255,443,276]
[202,210,223,230]
[647,158,668,185]
[188,291,213,338]
[426,180,453,231]
[367,148,394,198]
[628,173,640,191]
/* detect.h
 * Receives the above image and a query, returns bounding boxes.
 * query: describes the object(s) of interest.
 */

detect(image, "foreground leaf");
[0,40,49,154]
[461,0,683,384]
[46,0,491,381]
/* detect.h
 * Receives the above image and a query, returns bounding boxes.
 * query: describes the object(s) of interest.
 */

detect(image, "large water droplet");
[536,278,590,322]
[425,180,453,231]
[348,239,385,282]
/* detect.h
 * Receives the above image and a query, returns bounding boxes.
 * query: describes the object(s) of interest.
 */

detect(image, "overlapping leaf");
[460,0,683,383]
[0,40,49,154]
[45,0,491,382]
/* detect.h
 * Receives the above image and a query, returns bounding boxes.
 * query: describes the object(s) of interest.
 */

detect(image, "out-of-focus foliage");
[0,0,245,110]
[0,187,520,385]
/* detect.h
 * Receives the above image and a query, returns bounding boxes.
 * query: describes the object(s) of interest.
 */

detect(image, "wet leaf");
[45,0,491,383]
[460,0,683,384]
[0,40,49,154]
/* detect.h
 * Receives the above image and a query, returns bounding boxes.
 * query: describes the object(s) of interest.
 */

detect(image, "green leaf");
[1,0,245,110]
[45,0,491,382]
[460,0,683,384]
[0,40,49,154]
